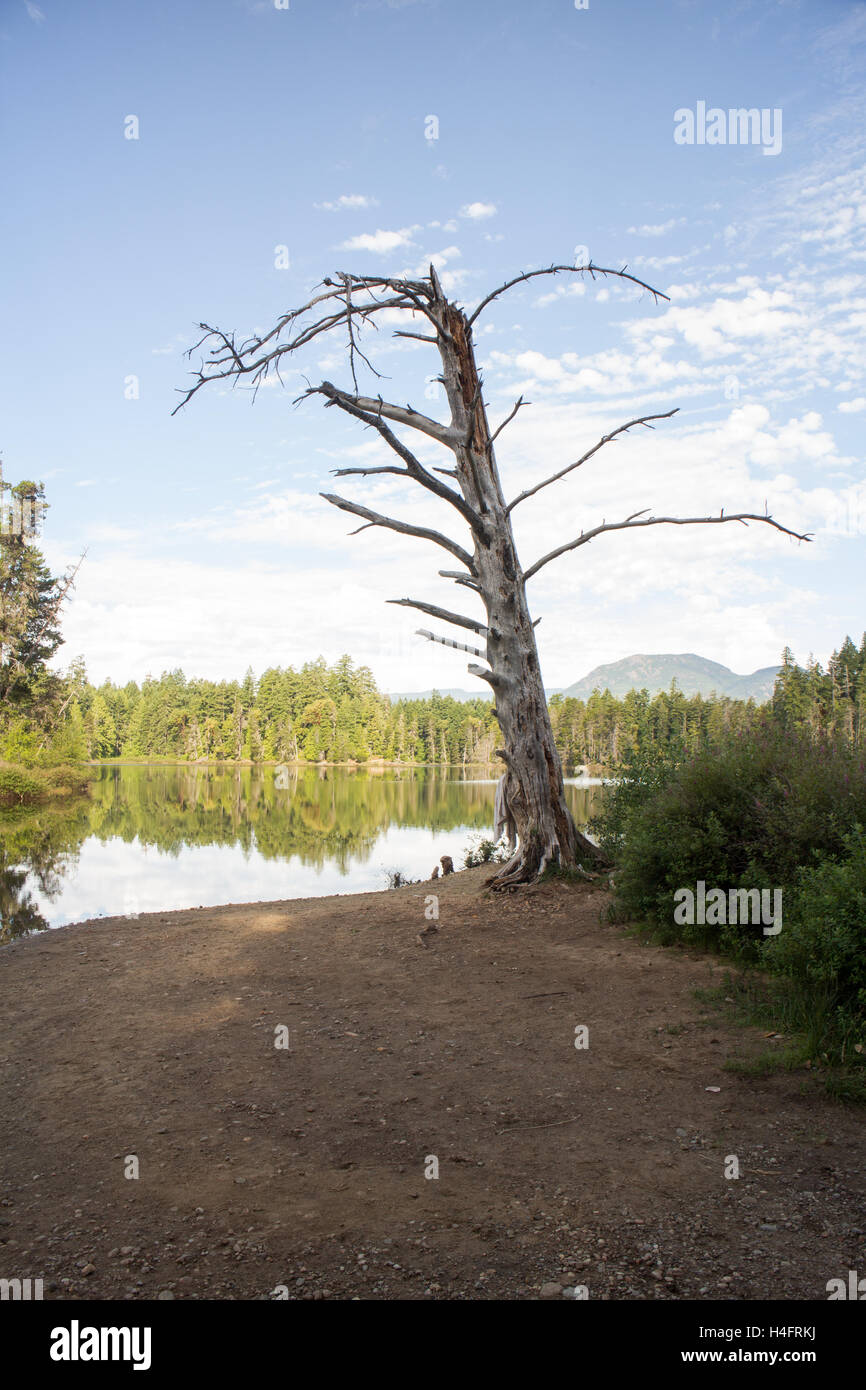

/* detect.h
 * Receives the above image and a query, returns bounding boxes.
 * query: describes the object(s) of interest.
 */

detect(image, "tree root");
[485,831,610,890]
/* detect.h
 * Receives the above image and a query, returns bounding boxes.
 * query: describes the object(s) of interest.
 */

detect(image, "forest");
[2,636,862,775]
[4,639,866,782]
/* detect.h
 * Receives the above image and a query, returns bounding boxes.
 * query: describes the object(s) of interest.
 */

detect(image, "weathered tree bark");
[175,259,812,887]
[432,280,602,883]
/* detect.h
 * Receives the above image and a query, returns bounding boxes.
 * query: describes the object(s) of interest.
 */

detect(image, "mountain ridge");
[561,653,779,702]
[389,653,780,704]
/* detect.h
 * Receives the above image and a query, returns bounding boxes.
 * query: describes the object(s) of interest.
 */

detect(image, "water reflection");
[0,799,91,942]
[0,765,603,937]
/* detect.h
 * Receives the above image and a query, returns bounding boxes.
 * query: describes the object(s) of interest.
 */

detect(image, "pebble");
[539,1282,562,1299]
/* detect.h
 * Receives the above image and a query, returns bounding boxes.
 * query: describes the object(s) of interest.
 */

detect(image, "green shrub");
[603,719,866,960]
[767,826,866,1050]
[598,721,866,1068]
[0,765,47,804]
[0,759,91,805]
[41,763,92,793]
[463,834,511,868]
[588,742,681,861]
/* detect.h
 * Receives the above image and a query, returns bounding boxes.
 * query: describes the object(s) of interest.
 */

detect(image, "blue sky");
[2,0,865,691]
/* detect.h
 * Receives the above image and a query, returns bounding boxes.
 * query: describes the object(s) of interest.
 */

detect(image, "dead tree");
[174,261,811,886]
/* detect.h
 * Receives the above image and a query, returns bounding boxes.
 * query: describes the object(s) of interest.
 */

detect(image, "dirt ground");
[0,868,863,1301]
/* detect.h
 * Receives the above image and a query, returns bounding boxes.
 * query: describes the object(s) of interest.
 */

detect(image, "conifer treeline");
[35,633,866,768]
[772,637,866,744]
[54,655,500,766]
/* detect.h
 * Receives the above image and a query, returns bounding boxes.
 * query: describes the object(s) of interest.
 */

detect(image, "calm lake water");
[0,764,604,939]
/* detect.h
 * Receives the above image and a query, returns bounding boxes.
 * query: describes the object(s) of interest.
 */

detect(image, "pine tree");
[0,483,74,714]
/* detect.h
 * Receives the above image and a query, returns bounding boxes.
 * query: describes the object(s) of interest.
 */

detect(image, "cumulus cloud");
[459,201,497,220]
[627,286,805,357]
[534,281,587,308]
[338,226,419,254]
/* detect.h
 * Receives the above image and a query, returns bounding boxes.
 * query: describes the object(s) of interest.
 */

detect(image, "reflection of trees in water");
[86,765,509,872]
[0,769,603,935]
[0,801,90,943]
[0,861,46,943]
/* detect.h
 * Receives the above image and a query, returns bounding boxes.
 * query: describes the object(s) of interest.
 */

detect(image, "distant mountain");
[388,688,492,703]
[389,655,781,705]
[559,654,780,704]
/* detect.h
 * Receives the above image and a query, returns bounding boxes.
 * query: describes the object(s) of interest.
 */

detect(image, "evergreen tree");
[1,485,65,710]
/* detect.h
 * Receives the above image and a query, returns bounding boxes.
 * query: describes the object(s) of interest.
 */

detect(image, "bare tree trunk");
[436,291,604,885]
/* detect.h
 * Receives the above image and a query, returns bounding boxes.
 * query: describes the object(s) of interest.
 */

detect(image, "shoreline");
[85,757,592,771]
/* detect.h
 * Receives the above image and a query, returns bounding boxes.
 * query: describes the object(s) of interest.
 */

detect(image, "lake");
[0,764,604,940]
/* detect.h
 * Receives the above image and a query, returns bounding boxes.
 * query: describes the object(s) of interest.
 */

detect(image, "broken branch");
[416,628,486,659]
[387,598,487,635]
[488,396,528,449]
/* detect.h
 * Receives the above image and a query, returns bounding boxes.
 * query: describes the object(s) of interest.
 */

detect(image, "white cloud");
[534,282,587,308]
[459,201,497,220]
[338,225,419,254]
[626,218,685,236]
[25,2,45,22]
[428,244,461,265]
[839,396,866,412]
[628,286,804,358]
[409,244,462,278]
[315,194,379,211]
